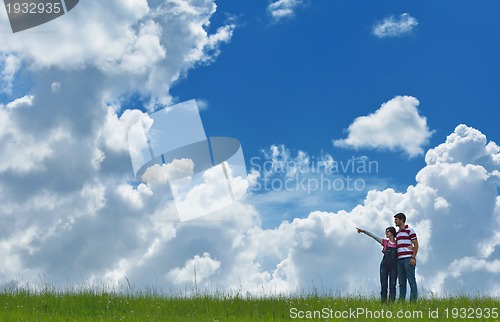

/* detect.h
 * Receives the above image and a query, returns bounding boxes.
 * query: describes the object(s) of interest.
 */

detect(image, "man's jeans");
[380,262,397,303]
[397,257,417,302]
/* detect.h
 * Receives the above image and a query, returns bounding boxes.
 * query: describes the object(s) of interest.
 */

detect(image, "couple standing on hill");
[357,212,418,303]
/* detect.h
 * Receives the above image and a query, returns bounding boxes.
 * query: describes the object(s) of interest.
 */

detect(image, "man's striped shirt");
[396,225,417,259]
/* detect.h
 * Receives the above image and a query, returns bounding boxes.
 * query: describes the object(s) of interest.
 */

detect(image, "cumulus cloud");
[0,54,20,94]
[167,252,221,286]
[0,0,235,107]
[260,144,310,179]
[267,0,304,22]
[0,0,238,290]
[425,124,500,171]
[141,159,195,185]
[333,96,433,157]
[0,95,70,173]
[372,13,418,38]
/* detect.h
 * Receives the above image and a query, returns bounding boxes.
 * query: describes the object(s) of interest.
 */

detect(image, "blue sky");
[0,0,499,297]
[174,0,499,182]
[169,0,500,226]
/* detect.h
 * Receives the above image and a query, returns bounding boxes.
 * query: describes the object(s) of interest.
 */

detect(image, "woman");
[357,227,402,303]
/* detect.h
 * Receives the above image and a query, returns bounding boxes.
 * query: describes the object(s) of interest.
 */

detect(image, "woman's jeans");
[380,261,397,303]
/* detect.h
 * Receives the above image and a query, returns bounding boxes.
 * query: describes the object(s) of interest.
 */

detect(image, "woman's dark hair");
[386,227,397,238]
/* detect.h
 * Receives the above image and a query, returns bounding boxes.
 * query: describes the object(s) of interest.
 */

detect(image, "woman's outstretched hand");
[356,228,365,233]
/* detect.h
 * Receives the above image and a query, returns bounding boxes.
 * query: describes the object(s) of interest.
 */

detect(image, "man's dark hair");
[394,212,406,222]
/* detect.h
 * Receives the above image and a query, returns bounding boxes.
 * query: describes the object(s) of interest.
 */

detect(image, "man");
[394,212,418,302]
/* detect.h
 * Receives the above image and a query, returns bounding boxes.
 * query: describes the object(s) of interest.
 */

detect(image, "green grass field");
[0,289,499,321]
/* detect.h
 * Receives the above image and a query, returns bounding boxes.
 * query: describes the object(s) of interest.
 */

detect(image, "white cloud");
[373,13,418,38]
[0,96,71,173]
[334,96,433,157]
[268,0,304,22]
[99,108,145,153]
[425,124,500,171]
[141,159,194,185]
[167,252,221,286]
[169,163,246,221]
[0,0,235,106]
[0,54,20,94]
[0,0,238,289]
[50,82,61,93]
[3,95,33,110]
[259,145,341,180]
[1,1,154,69]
